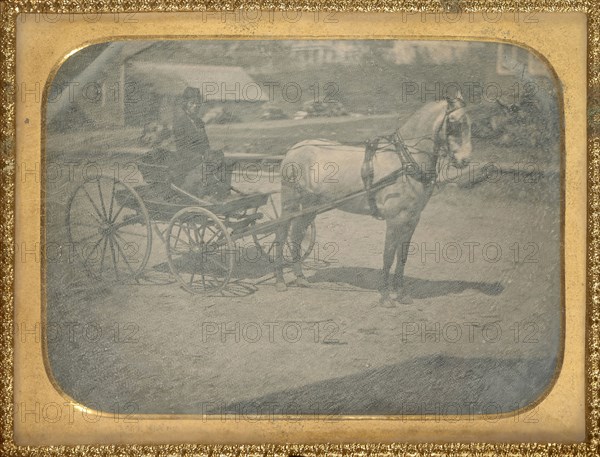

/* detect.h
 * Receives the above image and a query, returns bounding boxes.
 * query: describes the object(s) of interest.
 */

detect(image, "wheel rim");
[166,207,234,295]
[66,175,152,282]
[251,194,317,263]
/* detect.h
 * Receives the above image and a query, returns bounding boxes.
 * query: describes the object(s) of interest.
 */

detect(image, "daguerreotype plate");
[2,3,597,454]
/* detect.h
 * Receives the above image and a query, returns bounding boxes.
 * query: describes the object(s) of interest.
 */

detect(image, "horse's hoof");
[275,282,288,292]
[379,297,396,308]
[295,276,310,288]
[396,294,413,305]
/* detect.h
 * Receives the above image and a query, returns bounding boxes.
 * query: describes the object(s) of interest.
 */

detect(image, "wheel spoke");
[96,179,108,219]
[82,185,106,222]
[173,224,184,250]
[190,221,200,245]
[268,195,279,219]
[70,222,102,229]
[113,229,148,238]
[68,178,151,282]
[182,223,193,246]
[82,235,105,265]
[110,193,135,224]
[99,236,109,273]
[169,241,191,253]
[205,254,228,272]
[107,178,116,221]
[266,242,276,256]
[72,197,103,226]
[74,231,103,245]
[110,202,126,224]
[114,231,141,266]
[111,215,144,231]
[152,223,168,243]
[204,223,219,235]
[199,221,207,244]
[167,208,232,294]
[108,236,119,280]
[204,227,221,246]
[112,234,137,276]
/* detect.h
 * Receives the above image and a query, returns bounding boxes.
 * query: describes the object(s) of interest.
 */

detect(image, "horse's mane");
[398,100,446,142]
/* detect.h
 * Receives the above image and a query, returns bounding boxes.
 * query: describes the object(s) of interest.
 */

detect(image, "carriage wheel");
[251,194,316,263]
[66,175,152,282]
[166,207,235,295]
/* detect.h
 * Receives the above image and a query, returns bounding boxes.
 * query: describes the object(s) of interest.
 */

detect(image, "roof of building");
[127,62,268,101]
[47,42,155,123]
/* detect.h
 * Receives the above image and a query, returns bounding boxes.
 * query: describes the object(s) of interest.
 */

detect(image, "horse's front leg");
[380,223,398,307]
[392,217,420,304]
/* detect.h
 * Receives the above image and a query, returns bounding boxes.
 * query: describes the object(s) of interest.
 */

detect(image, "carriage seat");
[138,147,177,194]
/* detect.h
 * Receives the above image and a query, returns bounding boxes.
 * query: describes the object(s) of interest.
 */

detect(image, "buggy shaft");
[232,168,405,240]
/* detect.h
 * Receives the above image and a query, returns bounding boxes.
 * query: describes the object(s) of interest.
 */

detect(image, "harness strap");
[361,137,384,220]
[355,100,465,220]
[393,132,437,185]
[361,132,439,219]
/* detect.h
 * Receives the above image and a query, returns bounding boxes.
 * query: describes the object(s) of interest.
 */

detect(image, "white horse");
[274,96,472,306]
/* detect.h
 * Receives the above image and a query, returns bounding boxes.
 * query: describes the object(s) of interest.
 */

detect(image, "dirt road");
[44,149,561,416]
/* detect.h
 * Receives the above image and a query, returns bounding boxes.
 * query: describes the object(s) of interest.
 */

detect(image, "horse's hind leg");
[274,181,301,292]
[274,219,292,292]
[288,211,317,287]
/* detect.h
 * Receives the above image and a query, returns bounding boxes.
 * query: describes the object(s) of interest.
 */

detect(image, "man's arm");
[173,114,207,165]
[194,119,211,154]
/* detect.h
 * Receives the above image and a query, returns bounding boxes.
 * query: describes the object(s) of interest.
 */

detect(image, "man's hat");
[182,86,202,103]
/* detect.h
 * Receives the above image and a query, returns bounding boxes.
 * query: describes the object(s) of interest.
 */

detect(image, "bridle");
[397,98,467,157]
[360,99,469,218]
[385,98,468,185]
[434,98,468,159]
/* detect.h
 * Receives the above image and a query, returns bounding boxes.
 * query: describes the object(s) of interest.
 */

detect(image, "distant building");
[389,41,474,65]
[124,62,268,126]
[47,42,267,130]
[388,41,551,79]
[495,43,552,78]
[46,40,556,131]
[287,41,368,69]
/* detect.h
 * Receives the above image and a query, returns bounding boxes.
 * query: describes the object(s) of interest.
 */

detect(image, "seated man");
[172,87,231,200]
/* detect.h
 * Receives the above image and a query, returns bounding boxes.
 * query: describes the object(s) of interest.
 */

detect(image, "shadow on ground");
[152,260,504,298]
[208,354,558,416]
[307,267,504,298]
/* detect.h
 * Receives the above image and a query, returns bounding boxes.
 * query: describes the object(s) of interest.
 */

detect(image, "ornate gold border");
[1,1,598,455]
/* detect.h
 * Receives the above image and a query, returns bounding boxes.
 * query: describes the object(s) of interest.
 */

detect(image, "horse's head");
[399,95,472,172]
[437,96,472,168]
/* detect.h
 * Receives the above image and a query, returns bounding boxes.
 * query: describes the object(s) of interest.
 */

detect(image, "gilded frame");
[0,0,598,454]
